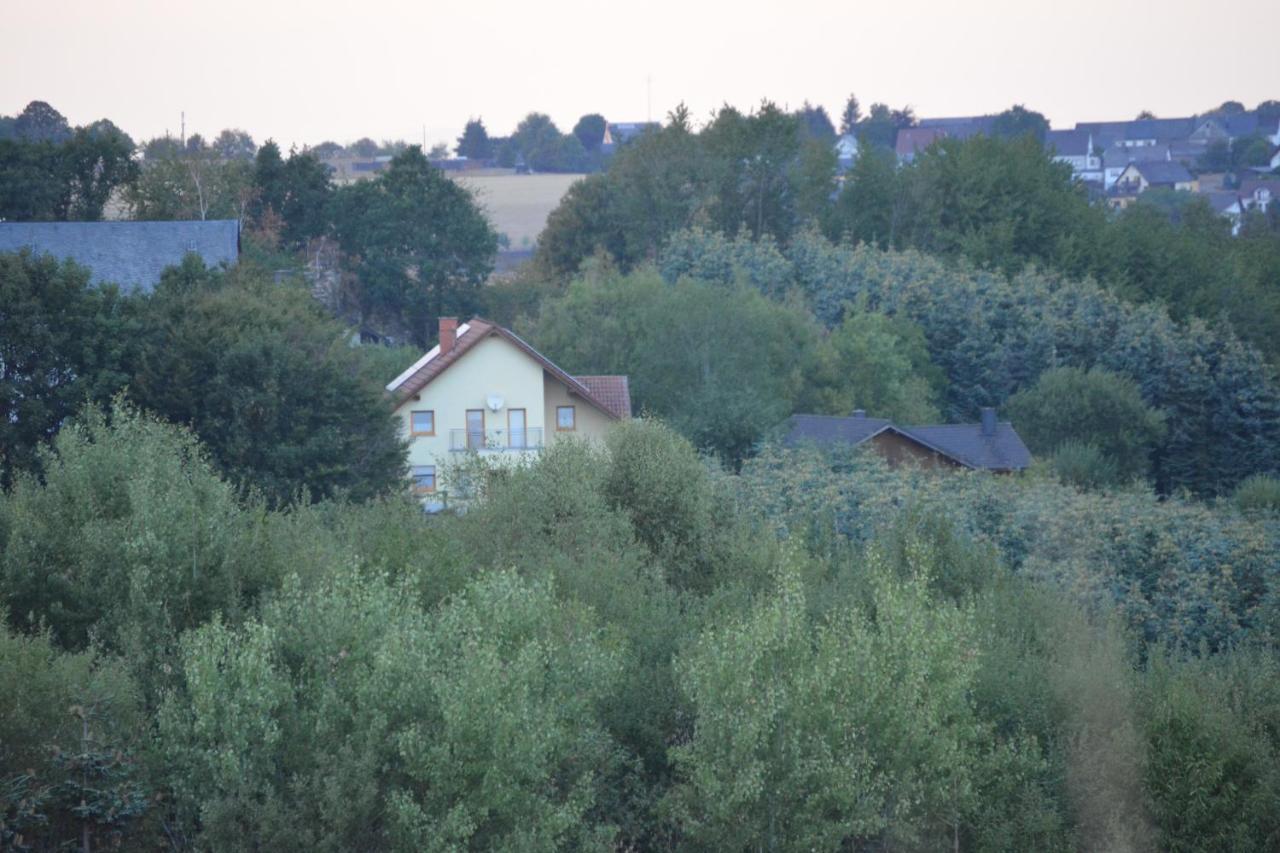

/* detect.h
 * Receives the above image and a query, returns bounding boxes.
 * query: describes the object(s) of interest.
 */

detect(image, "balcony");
[449,427,544,452]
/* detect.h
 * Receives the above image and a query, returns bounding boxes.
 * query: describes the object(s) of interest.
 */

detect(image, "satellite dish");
[486,394,504,412]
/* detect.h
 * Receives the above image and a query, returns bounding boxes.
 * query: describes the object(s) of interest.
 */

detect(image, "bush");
[1051,439,1120,490]
[1233,474,1280,514]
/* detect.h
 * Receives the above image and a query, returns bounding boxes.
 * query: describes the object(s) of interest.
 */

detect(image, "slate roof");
[1132,160,1194,185]
[782,414,894,448]
[1103,143,1171,168]
[0,220,240,292]
[1046,129,1092,157]
[916,115,996,139]
[781,412,1031,472]
[1076,117,1196,141]
[905,423,1031,471]
[386,317,629,421]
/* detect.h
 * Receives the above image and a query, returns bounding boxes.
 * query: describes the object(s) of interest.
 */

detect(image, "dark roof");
[904,423,1031,471]
[1045,129,1092,157]
[606,122,659,145]
[1132,160,1194,185]
[781,413,1031,472]
[1103,143,1171,168]
[387,317,628,422]
[0,220,240,292]
[782,414,893,447]
[1076,117,1196,140]
[916,115,996,138]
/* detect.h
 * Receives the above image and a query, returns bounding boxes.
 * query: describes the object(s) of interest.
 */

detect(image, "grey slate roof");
[782,414,894,447]
[1133,160,1194,185]
[1076,117,1196,141]
[1046,129,1092,156]
[781,412,1031,472]
[0,220,240,292]
[904,423,1031,471]
[1103,143,1171,168]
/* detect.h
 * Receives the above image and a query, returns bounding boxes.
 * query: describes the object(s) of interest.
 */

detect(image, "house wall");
[543,377,617,444]
[393,334,548,488]
[868,432,963,470]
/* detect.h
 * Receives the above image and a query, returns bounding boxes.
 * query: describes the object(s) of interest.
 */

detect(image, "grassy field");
[452,172,585,249]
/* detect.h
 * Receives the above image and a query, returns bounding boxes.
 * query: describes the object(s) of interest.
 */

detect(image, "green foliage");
[157,569,622,851]
[127,259,405,505]
[1141,650,1280,852]
[991,104,1050,142]
[525,269,814,463]
[572,113,607,152]
[803,309,945,423]
[249,141,333,249]
[1008,366,1167,482]
[1233,474,1280,514]
[1050,439,1119,490]
[0,123,137,221]
[0,626,147,851]
[331,146,497,345]
[455,118,493,160]
[0,251,139,489]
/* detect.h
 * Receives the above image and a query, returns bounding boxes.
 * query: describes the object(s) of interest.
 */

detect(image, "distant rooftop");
[0,219,240,292]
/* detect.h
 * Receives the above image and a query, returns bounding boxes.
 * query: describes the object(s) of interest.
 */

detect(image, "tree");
[857,103,905,149]
[0,119,136,221]
[350,136,379,157]
[1136,110,1157,120]
[797,101,836,141]
[330,146,497,345]
[802,310,945,423]
[572,113,607,151]
[839,93,862,135]
[308,140,344,159]
[991,104,1050,143]
[125,259,406,505]
[14,100,71,143]
[1004,368,1167,482]
[427,142,450,160]
[527,270,817,463]
[212,128,256,160]
[0,251,137,489]
[250,141,332,248]
[454,118,493,160]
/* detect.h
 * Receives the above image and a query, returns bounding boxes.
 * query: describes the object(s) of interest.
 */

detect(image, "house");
[780,409,1031,473]
[1270,145,1280,173]
[601,122,659,153]
[834,133,859,171]
[1046,129,1101,182]
[386,317,631,506]
[1101,142,1172,189]
[916,115,996,139]
[0,219,240,292]
[894,127,948,164]
[1113,160,1197,194]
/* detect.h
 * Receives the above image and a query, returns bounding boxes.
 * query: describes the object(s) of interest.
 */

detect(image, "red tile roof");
[388,318,630,422]
[574,375,632,419]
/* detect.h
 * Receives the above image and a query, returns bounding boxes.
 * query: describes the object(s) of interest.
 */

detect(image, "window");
[557,405,576,431]
[410,410,435,436]
[411,465,435,493]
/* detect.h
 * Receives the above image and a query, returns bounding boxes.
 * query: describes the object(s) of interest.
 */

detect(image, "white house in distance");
[385,317,631,505]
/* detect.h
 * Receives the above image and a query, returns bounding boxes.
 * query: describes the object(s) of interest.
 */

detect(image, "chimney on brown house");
[438,317,458,355]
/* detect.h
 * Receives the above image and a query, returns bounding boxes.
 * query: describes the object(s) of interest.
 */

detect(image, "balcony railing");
[450,427,544,452]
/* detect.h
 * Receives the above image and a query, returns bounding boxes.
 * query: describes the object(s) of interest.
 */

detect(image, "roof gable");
[782,413,1031,472]
[387,318,628,421]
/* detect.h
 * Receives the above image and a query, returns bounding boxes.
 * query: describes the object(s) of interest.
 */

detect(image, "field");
[452,171,585,249]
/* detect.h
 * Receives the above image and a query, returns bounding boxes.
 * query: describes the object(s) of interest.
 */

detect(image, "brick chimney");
[438,317,458,355]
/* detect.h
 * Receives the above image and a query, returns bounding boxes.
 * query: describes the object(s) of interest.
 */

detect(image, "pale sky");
[4,0,1277,150]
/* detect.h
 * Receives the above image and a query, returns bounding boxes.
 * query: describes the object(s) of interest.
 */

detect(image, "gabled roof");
[781,413,1031,472]
[903,423,1031,471]
[1077,117,1196,141]
[0,220,240,292]
[1046,129,1092,157]
[1131,160,1194,185]
[1103,143,1171,168]
[386,318,629,421]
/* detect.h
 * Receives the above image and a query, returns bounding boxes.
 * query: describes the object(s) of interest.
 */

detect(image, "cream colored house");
[386,317,631,505]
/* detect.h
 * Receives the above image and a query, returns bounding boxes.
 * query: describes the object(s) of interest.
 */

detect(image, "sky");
[4,0,1278,150]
